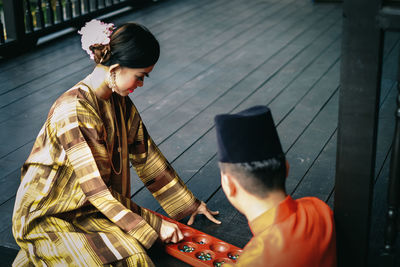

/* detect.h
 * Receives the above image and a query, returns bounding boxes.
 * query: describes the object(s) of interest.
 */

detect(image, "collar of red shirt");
[249,195,298,236]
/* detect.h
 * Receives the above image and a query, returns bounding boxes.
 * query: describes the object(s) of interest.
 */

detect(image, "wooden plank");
[0,144,32,182]
[0,226,18,250]
[0,34,79,73]
[151,0,256,41]
[368,117,400,266]
[132,0,280,102]
[0,170,20,205]
[294,60,398,206]
[0,69,91,161]
[121,0,218,36]
[132,5,341,208]
[0,0,203,73]
[134,0,300,113]
[0,0,304,177]
[0,0,289,180]
[368,152,392,266]
[0,0,288,122]
[0,57,92,111]
[0,0,231,152]
[0,46,87,95]
[140,0,274,91]
[382,32,400,58]
[0,198,16,234]
[143,4,337,145]
[139,7,341,181]
[272,60,340,151]
[2,0,284,129]
[0,0,220,107]
[375,83,398,179]
[0,0,230,110]
[280,91,339,193]
[291,131,337,204]
[380,78,400,264]
[231,33,339,114]
[160,16,341,163]
[162,28,340,184]
[0,244,18,266]
[111,0,253,89]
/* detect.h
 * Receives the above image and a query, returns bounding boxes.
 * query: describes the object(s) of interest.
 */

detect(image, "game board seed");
[228,253,239,260]
[214,261,225,267]
[197,252,212,261]
[179,245,195,253]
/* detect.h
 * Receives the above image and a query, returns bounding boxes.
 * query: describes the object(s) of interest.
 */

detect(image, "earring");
[108,70,118,92]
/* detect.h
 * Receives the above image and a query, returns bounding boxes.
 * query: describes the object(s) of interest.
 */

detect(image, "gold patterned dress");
[12,75,200,266]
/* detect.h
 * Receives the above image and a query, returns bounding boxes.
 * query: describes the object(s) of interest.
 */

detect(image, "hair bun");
[90,44,111,64]
[78,19,115,61]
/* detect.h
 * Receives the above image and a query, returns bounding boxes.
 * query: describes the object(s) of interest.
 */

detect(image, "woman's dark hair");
[92,22,160,68]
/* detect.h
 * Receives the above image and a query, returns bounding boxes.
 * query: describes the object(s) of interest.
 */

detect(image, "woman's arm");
[129,118,201,220]
[127,105,220,224]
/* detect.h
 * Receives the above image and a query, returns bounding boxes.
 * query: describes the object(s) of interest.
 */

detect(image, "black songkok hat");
[214,106,283,163]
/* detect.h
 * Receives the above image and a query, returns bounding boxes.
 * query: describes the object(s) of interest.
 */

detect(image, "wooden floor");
[0,0,398,265]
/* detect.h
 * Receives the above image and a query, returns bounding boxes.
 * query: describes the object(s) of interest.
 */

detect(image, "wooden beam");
[335,0,383,266]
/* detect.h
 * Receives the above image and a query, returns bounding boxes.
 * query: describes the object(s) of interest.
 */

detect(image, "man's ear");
[285,160,290,178]
[221,172,237,198]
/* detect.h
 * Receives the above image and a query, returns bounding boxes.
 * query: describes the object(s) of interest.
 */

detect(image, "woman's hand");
[187,201,221,225]
[159,219,184,243]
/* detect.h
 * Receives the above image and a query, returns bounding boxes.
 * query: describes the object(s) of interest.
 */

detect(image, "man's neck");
[243,191,287,222]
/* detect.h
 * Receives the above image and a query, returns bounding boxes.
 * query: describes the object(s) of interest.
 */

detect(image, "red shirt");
[227,195,336,267]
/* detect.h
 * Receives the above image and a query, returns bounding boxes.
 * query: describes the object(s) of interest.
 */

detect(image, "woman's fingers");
[168,228,183,243]
[204,209,221,224]
[160,219,184,243]
[187,201,221,225]
[209,210,220,216]
[177,228,184,241]
[171,233,178,243]
[187,213,197,226]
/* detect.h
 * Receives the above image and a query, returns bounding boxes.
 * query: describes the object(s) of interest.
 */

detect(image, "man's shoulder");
[296,196,330,207]
[293,196,334,225]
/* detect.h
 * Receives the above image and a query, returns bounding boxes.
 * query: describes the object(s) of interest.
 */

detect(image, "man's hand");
[187,201,221,225]
[159,219,184,243]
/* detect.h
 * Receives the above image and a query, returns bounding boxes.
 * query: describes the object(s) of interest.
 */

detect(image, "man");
[214,105,336,266]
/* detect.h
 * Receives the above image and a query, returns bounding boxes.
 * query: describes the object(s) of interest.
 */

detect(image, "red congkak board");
[148,210,243,267]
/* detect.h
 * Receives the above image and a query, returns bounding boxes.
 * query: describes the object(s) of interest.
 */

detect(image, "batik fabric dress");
[12,75,200,266]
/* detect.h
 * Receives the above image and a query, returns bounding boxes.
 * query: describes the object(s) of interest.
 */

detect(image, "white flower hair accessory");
[78,19,115,60]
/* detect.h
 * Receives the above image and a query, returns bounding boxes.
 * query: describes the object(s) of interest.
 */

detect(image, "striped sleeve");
[129,118,200,221]
[53,94,158,248]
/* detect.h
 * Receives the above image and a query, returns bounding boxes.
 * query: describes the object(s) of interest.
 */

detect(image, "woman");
[12,20,220,266]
